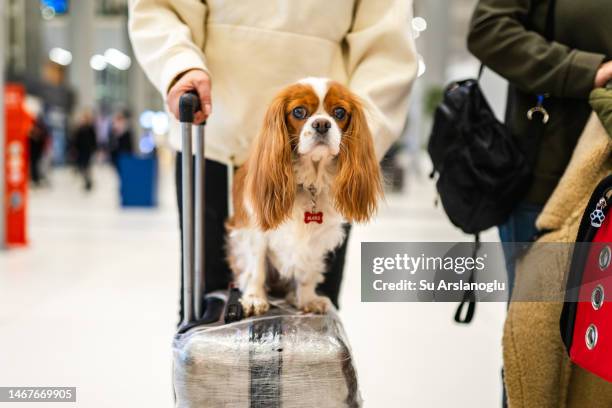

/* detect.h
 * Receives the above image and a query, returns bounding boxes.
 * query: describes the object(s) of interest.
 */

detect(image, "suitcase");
[172,92,362,407]
[561,174,612,383]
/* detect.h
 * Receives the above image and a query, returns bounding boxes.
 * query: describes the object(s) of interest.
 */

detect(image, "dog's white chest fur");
[266,188,345,282]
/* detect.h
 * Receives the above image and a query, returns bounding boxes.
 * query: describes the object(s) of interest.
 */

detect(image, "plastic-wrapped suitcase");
[172,92,362,407]
[561,174,612,383]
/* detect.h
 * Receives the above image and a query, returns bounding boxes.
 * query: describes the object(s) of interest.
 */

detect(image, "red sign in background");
[4,84,32,246]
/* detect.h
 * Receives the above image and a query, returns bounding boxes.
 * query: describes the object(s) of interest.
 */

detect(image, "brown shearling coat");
[504,88,612,407]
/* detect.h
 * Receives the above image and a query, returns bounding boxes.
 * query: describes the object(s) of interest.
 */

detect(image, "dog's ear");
[246,93,295,230]
[333,94,382,222]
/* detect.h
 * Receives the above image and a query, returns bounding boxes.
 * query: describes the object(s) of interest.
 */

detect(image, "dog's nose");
[312,118,331,135]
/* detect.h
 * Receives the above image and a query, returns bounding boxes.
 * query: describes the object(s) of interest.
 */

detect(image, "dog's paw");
[299,295,331,314]
[240,294,269,317]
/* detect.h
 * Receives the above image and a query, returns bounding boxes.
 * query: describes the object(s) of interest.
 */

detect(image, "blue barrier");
[117,154,158,207]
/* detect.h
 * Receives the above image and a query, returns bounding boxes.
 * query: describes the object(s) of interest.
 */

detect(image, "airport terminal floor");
[0,161,505,408]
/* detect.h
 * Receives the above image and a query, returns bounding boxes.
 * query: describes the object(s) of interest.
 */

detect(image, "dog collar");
[303,184,323,224]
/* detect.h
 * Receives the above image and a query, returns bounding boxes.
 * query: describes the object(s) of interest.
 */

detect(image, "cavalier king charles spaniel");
[226,77,382,316]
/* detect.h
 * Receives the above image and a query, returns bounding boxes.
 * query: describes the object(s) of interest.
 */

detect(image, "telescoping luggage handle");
[179,91,206,329]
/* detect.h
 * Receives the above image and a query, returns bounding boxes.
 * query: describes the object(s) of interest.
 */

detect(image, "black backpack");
[429,0,556,235]
[428,78,531,234]
[427,76,540,325]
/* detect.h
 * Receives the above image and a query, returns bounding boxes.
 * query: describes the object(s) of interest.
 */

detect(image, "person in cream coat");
[128,0,418,321]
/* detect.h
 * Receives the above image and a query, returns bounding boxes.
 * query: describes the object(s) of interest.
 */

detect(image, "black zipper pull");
[590,197,607,228]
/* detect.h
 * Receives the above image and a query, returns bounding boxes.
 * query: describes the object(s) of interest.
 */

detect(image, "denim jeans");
[498,203,543,298]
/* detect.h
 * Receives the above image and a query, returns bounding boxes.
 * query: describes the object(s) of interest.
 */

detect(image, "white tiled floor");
[0,161,505,408]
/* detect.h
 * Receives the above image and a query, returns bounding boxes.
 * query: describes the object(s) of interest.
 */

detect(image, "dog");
[226,77,382,316]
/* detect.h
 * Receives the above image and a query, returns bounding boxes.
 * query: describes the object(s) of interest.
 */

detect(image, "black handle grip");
[224,287,244,324]
[179,91,201,123]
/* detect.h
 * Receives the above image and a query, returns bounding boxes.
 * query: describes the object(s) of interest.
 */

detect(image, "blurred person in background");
[95,104,114,162]
[468,0,611,406]
[73,110,98,191]
[31,61,75,166]
[28,114,51,187]
[109,109,134,172]
[128,0,418,322]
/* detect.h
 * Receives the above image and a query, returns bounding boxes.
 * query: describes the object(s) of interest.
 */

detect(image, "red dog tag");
[304,211,323,224]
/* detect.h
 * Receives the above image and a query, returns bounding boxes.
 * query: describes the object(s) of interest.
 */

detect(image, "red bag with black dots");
[561,175,612,383]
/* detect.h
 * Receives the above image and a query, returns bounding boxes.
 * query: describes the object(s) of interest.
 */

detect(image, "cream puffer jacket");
[128,0,418,165]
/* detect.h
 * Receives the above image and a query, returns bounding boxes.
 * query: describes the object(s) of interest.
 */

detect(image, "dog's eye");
[333,107,346,120]
[292,107,307,120]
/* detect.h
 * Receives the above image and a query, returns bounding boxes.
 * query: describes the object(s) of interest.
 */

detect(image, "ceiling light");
[90,54,107,71]
[151,112,169,135]
[412,17,428,32]
[104,48,132,71]
[49,47,72,66]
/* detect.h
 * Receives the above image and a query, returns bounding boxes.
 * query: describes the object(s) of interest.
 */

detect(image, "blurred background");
[0,1,509,407]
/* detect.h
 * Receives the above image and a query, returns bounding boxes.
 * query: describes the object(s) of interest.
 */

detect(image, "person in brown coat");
[506,87,612,408]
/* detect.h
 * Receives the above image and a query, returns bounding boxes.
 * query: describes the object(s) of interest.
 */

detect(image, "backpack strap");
[544,0,556,41]
[477,64,485,81]
[454,234,480,324]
